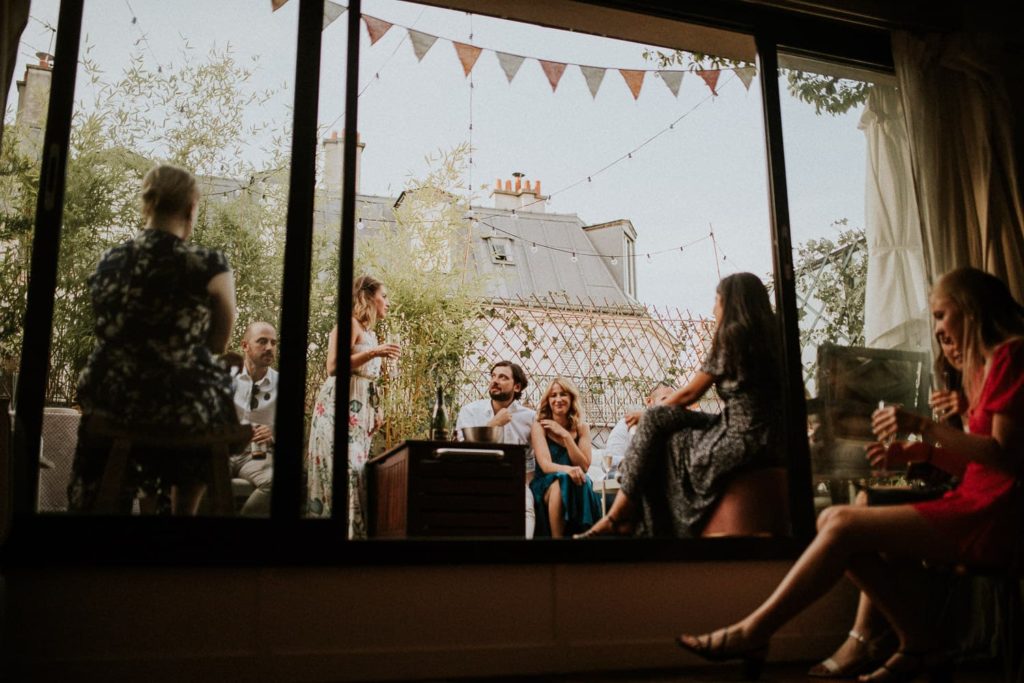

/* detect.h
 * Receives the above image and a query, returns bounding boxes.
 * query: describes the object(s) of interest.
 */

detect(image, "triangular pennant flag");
[495,52,525,83]
[579,65,606,99]
[619,69,645,100]
[363,15,393,45]
[539,60,567,92]
[698,68,720,96]
[735,65,757,91]
[271,0,288,10]
[658,70,684,97]
[322,1,346,30]
[453,42,482,77]
[407,29,438,62]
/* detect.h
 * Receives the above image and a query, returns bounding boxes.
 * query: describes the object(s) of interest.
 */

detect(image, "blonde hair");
[353,275,383,329]
[537,377,585,434]
[141,164,199,221]
[932,267,1024,407]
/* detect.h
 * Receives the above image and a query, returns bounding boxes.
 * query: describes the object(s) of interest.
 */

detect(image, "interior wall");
[3,561,857,681]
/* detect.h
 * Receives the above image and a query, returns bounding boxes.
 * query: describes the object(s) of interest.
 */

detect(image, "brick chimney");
[323,130,364,197]
[14,53,54,163]
[492,171,547,213]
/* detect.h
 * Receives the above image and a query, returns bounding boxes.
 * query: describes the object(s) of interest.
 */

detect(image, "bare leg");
[544,485,565,538]
[680,504,957,654]
[576,488,637,536]
[172,483,208,516]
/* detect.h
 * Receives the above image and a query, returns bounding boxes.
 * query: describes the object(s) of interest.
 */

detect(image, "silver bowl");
[459,426,504,443]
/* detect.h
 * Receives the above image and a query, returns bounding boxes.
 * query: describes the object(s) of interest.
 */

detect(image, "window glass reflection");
[20,0,297,515]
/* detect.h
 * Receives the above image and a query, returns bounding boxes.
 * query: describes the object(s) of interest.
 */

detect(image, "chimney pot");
[330,130,338,141]
[524,180,532,192]
[515,177,522,192]
[505,180,512,192]
[36,52,53,68]
[496,177,501,190]
[535,180,542,195]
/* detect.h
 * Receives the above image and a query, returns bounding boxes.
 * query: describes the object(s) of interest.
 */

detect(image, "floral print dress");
[68,229,237,511]
[305,328,381,539]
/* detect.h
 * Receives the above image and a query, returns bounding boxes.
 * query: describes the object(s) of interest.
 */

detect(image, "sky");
[8,0,868,316]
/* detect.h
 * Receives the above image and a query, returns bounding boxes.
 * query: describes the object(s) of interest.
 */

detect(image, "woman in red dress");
[678,267,1024,682]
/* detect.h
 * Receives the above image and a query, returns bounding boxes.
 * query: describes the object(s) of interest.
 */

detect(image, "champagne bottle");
[430,385,448,441]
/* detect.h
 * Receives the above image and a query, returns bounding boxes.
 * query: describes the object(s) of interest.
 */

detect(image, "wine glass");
[601,452,614,480]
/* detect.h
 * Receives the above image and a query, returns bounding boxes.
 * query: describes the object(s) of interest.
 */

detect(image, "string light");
[571,252,578,263]
[356,218,365,231]
[531,242,538,253]
[510,209,518,220]
[610,256,618,265]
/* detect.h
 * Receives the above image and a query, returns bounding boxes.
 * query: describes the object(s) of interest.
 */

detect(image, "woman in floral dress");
[306,275,400,538]
[69,164,239,515]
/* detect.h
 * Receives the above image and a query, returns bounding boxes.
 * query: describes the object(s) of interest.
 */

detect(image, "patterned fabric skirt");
[304,374,376,540]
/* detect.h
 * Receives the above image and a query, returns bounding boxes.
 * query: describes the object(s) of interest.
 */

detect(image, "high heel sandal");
[808,629,891,678]
[572,513,633,539]
[676,627,770,681]
[857,650,953,683]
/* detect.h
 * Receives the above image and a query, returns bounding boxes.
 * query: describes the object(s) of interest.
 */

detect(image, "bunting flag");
[454,42,482,77]
[408,29,438,62]
[698,68,720,96]
[539,60,567,92]
[323,1,346,29]
[363,15,393,45]
[658,70,683,97]
[735,65,757,91]
[496,52,525,83]
[579,65,606,99]
[271,7,736,100]
[619,69,645,100]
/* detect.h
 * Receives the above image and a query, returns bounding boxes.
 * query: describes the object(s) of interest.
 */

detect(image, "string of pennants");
[271,0,758,100]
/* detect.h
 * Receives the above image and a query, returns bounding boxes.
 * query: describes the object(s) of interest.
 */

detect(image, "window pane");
[332,1,789,540]
[29,0,297,516]
[777,56,932,513]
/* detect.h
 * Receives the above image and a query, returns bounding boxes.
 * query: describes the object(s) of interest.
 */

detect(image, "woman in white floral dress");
[306,275,400,539]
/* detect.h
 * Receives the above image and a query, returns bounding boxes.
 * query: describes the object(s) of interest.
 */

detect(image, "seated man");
[455,361,537,538]
[230,321,278,516]
[601,381,674,479]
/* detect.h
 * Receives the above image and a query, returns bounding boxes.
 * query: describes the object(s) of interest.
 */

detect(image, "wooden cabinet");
[367,440,526,538]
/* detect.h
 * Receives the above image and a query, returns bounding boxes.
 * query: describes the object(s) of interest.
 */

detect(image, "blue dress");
[529,437,602,537]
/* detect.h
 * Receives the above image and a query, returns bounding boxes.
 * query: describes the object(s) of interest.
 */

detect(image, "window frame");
[2,0,895,567]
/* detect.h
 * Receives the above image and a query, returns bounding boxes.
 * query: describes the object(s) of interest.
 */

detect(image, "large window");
[2,0,898,561]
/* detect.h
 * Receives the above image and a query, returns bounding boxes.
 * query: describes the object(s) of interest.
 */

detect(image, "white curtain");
[860,85,930,350]
[893,30,1024,300]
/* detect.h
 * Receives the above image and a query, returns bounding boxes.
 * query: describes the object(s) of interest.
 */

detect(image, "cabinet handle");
[432,448,505,460]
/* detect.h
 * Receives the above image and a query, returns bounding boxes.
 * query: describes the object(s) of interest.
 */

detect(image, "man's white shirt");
[232,366,279,455]
[455,398,536,473]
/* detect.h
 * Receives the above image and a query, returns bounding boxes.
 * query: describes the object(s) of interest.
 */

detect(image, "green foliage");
[353,144,487,450]
[794,220,867,349]
[642,48,870,116]
[0,45,285,402]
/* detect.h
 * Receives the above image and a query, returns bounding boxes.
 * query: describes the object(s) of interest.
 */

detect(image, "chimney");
[323,130,364,197]
[14,53,54,163]
[491,171,547,213]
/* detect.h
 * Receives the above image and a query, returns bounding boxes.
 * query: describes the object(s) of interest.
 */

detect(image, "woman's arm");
[350,318,401,370]
[665,371,714,407]
[206,271,236,354]
[531,422,558,474]
[561,421,592,470]
[325,325,339,375]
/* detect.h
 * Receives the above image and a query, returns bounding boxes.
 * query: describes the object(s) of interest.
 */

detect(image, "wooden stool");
[85,417,252,515]
[701,466,790,537]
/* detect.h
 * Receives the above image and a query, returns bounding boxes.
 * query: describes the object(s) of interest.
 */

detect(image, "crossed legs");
[682,503,958,655]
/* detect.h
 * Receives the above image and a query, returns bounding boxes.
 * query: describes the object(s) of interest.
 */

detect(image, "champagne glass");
[601,452,614,479]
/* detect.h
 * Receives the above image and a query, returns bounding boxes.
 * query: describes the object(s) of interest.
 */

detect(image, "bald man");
[230,321,278,516]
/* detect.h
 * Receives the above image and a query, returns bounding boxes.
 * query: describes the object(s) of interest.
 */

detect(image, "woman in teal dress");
[529,377,602,537]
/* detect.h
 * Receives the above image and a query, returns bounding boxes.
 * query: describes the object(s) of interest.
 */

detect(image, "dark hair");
[491,361,528,401]
[709,272,780,384]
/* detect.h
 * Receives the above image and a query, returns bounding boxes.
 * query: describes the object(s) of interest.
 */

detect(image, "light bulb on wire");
[571,252,578,263]
[530,243,538,253]
[511,209,518,221]
[356,218,365,231]
[610,256,618,265]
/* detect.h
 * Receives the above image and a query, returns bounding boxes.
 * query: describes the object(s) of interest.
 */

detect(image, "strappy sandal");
[808,629,889,678]
[857,650,952,683]
[676,627,770,681]
[572,513,634,539]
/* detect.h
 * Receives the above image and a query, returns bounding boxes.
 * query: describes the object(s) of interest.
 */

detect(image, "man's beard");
[489,388,513,402]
